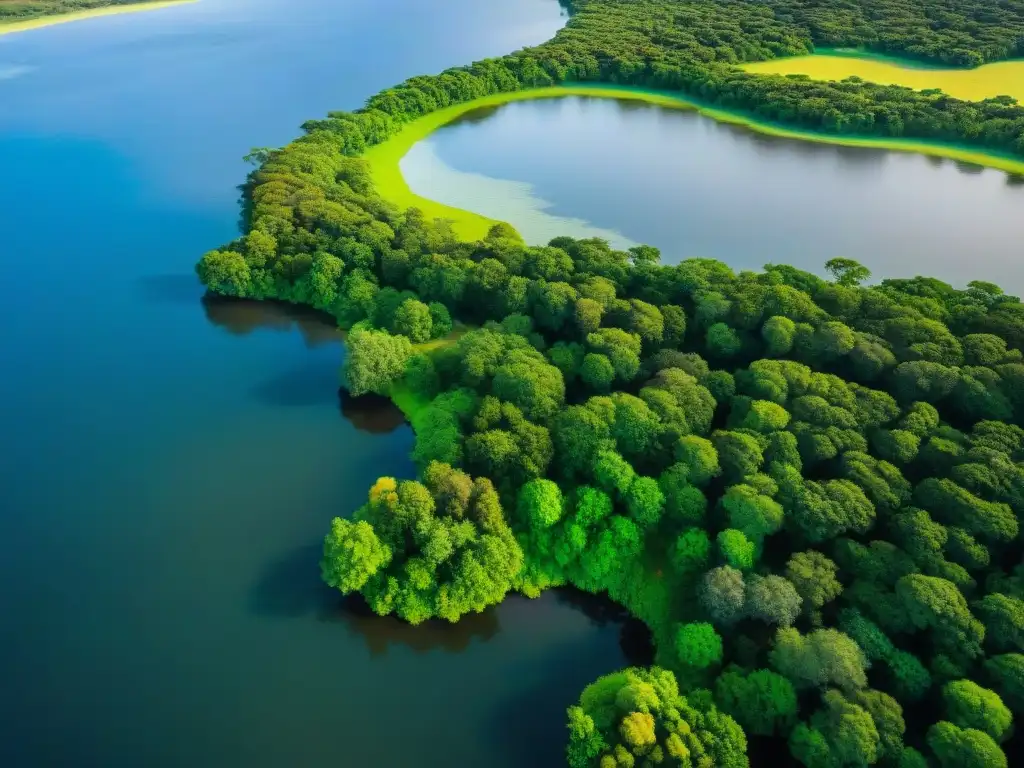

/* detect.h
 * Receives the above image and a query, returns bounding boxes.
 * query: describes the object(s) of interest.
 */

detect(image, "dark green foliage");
[715,667,798,737]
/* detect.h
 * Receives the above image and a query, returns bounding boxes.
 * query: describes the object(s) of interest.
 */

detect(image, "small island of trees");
[197,0,1024,765]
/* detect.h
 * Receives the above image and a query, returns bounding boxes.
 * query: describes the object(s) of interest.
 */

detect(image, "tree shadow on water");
[553,588,655,665]
[249,361,342,408]
[339,390,407,434]
[249,543,500,656]
[201,294,340,347]
[485,631,631,768]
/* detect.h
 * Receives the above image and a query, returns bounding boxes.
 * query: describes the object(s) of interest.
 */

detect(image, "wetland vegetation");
[0,0,188,34]
[197,0,1024,765]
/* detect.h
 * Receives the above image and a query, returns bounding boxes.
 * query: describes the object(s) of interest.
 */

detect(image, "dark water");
[0,2,641,766]
[418,97,1024,291]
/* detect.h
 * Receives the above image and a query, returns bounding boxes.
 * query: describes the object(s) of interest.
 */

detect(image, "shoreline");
[0,0,195,37]
[362,82,1024,241]
[741,50,1024,105]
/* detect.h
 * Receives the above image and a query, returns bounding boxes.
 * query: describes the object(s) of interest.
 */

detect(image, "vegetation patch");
[0,0,192,35]
[198,1,1024,765]
[743,52,1024,106]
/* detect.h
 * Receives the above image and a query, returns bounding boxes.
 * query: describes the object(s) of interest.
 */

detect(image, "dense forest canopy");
[197,1,1024,766]
[0,0,166,23]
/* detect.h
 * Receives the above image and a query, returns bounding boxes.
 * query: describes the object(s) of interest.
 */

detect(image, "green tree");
[320,518,391,593]
[786,550,843,618]
[926,721,1007,768]
[675,622,723,669]
[715,667,798,737]
[342,326,413,397]
[942,679,1012,741]
[392,297,433,342]
[825,257,871,287]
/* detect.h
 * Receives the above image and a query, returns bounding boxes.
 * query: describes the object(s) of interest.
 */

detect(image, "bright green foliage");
[624,476,664,528]
[392,297,433,342]
[580,353,615,393]
[718,528,755,570]
[327,466,522,625]
[926,721,1007,768]
[793,689,880,768]
[975,593,1024,652]
[320,519,391,594]
[675,622,723,669]
[517,478,564,531]
[342,325,413,397]
[197,249,251,296]
[762,315,796,357]
[673,436,720,486]
[732,398,791,433]
[826,258,871,288]
[594,449,636,497]
[197,6,1024,761]
[715,667,798,737]
[566,667,748,768]
[942,679,1012,740]
[707,322,742,358]
[722,483,783,542]
[671,528,712,576]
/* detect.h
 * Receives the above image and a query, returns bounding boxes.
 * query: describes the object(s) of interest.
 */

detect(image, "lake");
[0,2,643,766]
[4,2,1024,766]
[405,96,1024,291]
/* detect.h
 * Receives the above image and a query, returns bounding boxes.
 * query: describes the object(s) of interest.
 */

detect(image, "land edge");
[0,0,196,37]
[363,82,1024,242]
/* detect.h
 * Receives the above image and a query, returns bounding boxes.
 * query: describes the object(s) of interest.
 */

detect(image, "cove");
[364,83,1024,243]
[0,1,642,766]
[403,94,1024,290]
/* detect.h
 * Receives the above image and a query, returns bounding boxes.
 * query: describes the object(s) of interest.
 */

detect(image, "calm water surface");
[0,2,641,766]
[410,97,1024,290]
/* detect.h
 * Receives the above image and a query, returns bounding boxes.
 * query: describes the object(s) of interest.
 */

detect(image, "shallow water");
[410,96,1024,290]
[0,2,643,766]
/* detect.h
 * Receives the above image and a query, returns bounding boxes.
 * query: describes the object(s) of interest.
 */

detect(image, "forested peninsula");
[0,0,186,33]
[198,1,1024,766]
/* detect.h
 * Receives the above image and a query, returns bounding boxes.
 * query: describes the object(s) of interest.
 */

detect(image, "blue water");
[417,97,1024,290]
[0,3,637,766]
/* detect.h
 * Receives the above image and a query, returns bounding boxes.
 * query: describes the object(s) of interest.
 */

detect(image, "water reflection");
[201,294,340,347]
[339,391,407,434]
[555,588,655,664]
[423,95,1024,289]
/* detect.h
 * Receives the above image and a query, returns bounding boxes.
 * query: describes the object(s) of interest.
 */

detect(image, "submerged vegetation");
[198,0,1024,765]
